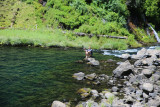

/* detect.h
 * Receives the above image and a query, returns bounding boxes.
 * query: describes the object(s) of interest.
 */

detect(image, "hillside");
[0,0,160,49]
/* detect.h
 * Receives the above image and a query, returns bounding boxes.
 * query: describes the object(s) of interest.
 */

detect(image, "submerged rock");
[85,73,97,80]
[73,72,85,80]
[113,60,134,77]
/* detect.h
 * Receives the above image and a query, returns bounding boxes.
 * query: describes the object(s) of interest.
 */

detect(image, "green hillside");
[0,0,160,49]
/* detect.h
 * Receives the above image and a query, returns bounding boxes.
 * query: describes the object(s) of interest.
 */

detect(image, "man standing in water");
[85,46,93,58]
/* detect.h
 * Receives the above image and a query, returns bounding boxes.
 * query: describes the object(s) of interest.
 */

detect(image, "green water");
[0,46,120,107]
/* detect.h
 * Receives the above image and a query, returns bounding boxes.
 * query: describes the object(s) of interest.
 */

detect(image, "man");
[85,46,93,58]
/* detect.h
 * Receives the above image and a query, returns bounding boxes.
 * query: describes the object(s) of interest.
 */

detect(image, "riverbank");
[0,29,142,50]
[53,48,160,107]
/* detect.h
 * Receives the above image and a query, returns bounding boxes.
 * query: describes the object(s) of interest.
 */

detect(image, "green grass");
[0,29,138,50]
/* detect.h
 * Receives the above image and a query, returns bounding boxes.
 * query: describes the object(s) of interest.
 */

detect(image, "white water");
[102,46,160,57]
[148,24,160,42]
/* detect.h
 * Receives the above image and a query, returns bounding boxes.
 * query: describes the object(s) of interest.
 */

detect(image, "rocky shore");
[52,48,160,107]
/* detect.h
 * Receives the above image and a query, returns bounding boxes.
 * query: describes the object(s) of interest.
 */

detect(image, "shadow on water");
[0,46,121,107]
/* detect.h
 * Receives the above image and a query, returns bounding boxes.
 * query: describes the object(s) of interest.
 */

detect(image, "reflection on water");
[0,46,120,107]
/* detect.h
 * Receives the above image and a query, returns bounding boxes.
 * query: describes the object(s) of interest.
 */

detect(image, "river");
[0,46,120,107]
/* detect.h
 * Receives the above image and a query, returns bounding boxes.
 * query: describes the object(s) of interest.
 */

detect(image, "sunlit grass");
[0,29,130,50]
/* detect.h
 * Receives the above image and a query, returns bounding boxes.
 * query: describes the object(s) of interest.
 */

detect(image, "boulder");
[142,83,154,92]
[132,48,147,59]
[73,72,85,80]
[147,97,160,107]
[51,101,66,107]
[113,60,134,77]
[134,58,154,66]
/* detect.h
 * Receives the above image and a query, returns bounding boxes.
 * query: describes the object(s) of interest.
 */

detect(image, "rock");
[150,74,160,82]
[98,74,109,81]
[86,100,99,107]
[86,58,100,66]
[85,73,97,80]
[124,96,134,104]
[113,60,134,77]
[51,101,66,107]
[73,72,85,80]
[121,54,131,59]
[132,101,143,107]
[77,88,91,98]
[99,99,111,107]
[147,97,160,107]
[112,86,118,92]
[104,92,114,99]
[143,92,149,98]
[112,98,130,107]
[91,90,99,99]
[142,69,153,77]
[132,48,147,59]
[134,58,154,66]
[142,83,154,92]
[136,90,143,97]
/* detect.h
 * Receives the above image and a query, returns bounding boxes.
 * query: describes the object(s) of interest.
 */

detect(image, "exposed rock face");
[113,60,134,77]
[73,72,85,80]
[51,101,66,107]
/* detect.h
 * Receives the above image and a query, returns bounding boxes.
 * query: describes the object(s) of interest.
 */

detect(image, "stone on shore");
[113,60,134,77]
[142,83,154,92]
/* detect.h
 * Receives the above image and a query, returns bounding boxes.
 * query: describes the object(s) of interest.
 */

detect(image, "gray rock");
[112,98,129,107]
[134,58,154,66]
[147,98,160,107]
[91,90,99,99]
[73,72,85,80]
[121,54,131,59]
[142,83,154,92]
[150,74,160,82]
[142,69,153,77]
[86,100,99,107]
[85,73,97,80]
[112,86,118,92]
[113,60,134,77]
[132,48,147,59]
[143,92,149,98]
[89,60,100,66]
[104,92,114,99]
[136,90,143,96]
[86,58,100,66]
[51,101,66,107]
[132,101,144,107]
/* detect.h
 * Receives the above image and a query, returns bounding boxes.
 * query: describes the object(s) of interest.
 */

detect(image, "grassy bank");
[0,29,138,50]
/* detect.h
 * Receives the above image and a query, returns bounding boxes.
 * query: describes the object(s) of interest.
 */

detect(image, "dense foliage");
[0,0,160,49]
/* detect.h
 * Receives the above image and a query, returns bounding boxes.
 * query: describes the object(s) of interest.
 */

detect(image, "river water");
[1,45,160,107]
[0,46,120,107]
